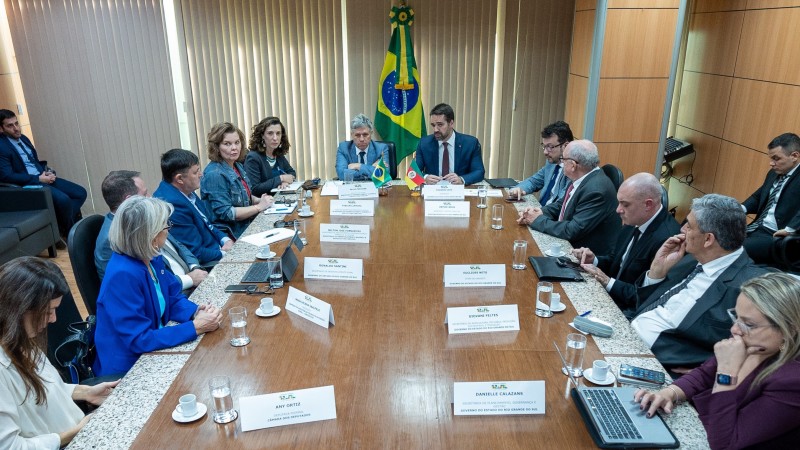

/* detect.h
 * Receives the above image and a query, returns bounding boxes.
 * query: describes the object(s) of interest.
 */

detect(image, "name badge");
[240,385,337,431]
[444,304,520,334]
[285,286,335,328]
[425,201,470,218]
[423,184,465,200]
[338,182,378,199]
[443,264,505,287]
[320,223,370,243]
[330,200,375,216]
[304,257,363,281]
[453,381,545,415]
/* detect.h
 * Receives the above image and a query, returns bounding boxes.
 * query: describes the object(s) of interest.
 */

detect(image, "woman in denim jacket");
[201,122,273,239]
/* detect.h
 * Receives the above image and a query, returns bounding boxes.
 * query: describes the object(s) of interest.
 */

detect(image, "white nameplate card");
[338,182,379,199]
[304,257,363,281]
[285,286,335,328]
[453,381,545,415]
[321,181,340,196]
[330,199,375,216]
[425,201,470,218]
[239,385,337,431]
[320,223,370,243]
[443,264,506,287]
[423,184,465,200]
[444,304,520,334]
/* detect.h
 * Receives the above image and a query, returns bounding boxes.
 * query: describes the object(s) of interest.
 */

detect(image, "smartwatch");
[716,373,738,386]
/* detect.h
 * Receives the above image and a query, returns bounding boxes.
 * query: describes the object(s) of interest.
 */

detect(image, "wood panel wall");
[669,0,800,220]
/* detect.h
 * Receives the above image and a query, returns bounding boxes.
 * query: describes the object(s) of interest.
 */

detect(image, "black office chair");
[375,140,398,179]
[46,290,85,383]
[661,185,669,210]
[601,164,624,191]
[67,214,105,315]
[770,235,800,274]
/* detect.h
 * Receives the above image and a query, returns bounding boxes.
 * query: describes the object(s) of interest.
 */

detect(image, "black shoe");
[56,239,67,250]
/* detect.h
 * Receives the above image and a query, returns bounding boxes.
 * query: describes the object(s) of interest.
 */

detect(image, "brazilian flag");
[374,5,426,163]
[372,159,390,188]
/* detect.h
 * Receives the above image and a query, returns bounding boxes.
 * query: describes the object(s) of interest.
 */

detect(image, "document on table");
[453,381,545,415]
[239,227,296,246]
[240,385,337,431]
[464,188,503,197]
[264,202,298,214]
[270,181,303,192]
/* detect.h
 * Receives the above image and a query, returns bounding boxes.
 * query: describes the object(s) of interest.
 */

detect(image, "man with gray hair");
[630,193,771,371]
[335,113,390,181]
[518,139,620,254]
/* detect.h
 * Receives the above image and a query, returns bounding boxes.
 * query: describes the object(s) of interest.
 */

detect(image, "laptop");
[553,342,679,449]
[485,178,517,188]
[241,231,303,283]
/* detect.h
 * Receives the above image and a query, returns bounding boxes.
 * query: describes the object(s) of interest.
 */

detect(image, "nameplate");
[320,223,370,243]
[285,286,335,328]
[444,304,519,334]
[304,257,363,281]
[240,385,337,431]
[423,184,465,200]
[330,200,375,216]
[453,381,545,415]
[443,264,506,287]
[320,181,340,196]
[338,182,378,199]
[425,201,470,218]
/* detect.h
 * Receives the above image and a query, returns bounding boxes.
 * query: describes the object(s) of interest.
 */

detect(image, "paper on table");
[264,201,297,214]
[270,181,303,192]
[239,227,296,246]
[321,181,341,196]
[464,189,503,197]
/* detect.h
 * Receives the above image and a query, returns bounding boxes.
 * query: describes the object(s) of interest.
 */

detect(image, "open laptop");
[241,231,303,283]
[553,342,679,449]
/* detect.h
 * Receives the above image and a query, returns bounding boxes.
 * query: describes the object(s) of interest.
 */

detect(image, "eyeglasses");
[163,220,173,231]
[559,156,578,164]
[726,308,774,335]
[540,142,565,152]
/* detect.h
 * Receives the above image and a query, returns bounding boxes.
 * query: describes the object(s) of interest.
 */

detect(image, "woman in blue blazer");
[93,196,222,376]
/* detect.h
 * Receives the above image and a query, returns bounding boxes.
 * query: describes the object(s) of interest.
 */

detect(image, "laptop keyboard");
[585,389,642,440]
[241,262,271,283]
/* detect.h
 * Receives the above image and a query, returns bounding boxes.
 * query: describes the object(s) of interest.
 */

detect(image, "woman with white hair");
[93,196,222,376]
[335,113,389,181]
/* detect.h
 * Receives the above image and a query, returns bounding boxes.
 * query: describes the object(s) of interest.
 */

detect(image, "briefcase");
[528,256,584,282]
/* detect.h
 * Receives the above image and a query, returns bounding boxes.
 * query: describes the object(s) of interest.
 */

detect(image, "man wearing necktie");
[335,114,390,181]
[415,103,485,185]
[741,133,800,265]
[508,120,574,206]
[0,109,87,241]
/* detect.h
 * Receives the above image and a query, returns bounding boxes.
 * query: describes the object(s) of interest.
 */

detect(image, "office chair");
[770,235,800,274]
[601,164,624,191]
[661,185,669,210]
[67,214,105,315]
[375,140,398,179]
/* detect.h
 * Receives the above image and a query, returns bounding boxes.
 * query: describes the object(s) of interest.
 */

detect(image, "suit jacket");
[415,131,485,185]
[515,161,570,206]
[153,180,226,266]
[93,253,198,376]
[531,169,621,254]
[743,168,800,231]
[602,207,681,309]
[335,140,389,181]
[632,252,770,368]
[0,134,44,185]
[244,151,296,197]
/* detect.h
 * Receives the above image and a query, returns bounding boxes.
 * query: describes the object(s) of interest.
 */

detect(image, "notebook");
[485,178,517,188]
[241,231,302,283]
[553,342,679,449]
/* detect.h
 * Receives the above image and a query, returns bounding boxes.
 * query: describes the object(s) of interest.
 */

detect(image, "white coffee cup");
[301,204,311,215]
[260,297,274,314]
[550,293,562,310]
[592,360,609,381]
[549,242,562,255]
[258,244,271,258]
[176,393,197,417]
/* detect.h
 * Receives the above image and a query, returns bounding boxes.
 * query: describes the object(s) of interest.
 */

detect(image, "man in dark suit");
[415,103,485,185]
[335,114,390,181]
[0,109,86,240]
[507,120,573,206]
[517,139,620,254]
[153,149,233,266]
[741,132,800,265]
[630,194,771,371]
[573,173,680,310]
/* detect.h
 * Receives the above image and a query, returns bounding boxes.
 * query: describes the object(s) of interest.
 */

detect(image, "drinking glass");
[267,257,284,289]
[512,240,527,270]
[534,281,554,318]
[208,376,238,424]
[294,218,308,244]
[563,333,586,377]
[477,186,488,209]
[344,171,354,184]
[229,306,250,347]
[491,204,504,230]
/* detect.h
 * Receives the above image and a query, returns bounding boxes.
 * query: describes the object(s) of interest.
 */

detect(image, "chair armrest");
[0,186,53,212]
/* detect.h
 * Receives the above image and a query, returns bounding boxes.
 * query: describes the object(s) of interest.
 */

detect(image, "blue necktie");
[540,165,561,205]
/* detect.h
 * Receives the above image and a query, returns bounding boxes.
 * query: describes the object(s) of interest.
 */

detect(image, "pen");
[264,231,279,239]
[580,310,592,317]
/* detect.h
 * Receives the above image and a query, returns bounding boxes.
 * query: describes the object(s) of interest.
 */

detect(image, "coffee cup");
[592,360,609,381]
[176,393,197,417]
[301,204,311,215]
[260,298,274,315]
[550,293,562,310]
[549,242,562,256]
[257,244,271,258]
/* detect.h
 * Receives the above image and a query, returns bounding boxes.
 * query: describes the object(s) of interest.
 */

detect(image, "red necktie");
[441,142,450,176]
[558,183,574,221]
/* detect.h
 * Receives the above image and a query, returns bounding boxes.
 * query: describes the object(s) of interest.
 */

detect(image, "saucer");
[543,249,566,257]
[256,305,281,317]
[584,368,616,386]
[172,402,207,423]
[256,251,277,259]
[536,301,566,312]
[298,211,315,218]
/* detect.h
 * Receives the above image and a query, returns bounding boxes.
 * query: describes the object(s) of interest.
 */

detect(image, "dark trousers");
[45,177,87,236]
[743,226,775,264]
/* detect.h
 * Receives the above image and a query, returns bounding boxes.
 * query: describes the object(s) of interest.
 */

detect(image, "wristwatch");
[716,373,738,385]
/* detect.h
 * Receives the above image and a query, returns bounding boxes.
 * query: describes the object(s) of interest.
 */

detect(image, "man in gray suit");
[508,120,573,206]
[517,139,620,254]
[630,194,770,371]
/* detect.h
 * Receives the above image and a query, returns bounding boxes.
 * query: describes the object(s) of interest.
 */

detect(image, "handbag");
[528,256,585,282]
[54,315,97,384]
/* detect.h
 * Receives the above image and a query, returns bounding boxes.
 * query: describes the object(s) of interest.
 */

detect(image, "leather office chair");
[46,290,84,383]
[601,164,624,191]
[67,214,105,315]
[375,140,398,179]
[661,185,669,210]
[770,235,800,274]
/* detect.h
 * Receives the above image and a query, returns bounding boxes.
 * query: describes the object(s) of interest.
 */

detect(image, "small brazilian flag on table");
[374,5,426,163]
[372,159,390,188]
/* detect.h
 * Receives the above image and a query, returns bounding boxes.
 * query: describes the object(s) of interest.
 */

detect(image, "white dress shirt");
[437,132,456,177]
[604,204,663,292]
[160,239,194,290]
[560,167,599,214]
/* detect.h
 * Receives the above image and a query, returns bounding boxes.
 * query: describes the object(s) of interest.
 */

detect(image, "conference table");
[67,181,709,449]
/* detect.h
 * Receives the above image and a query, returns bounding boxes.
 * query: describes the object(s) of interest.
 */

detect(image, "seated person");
[507,120,573,206]
[636,272,800,449]
[153,148,233,266]
[93,196,222,376]
[201,122,273,239]
[335,113,389,181]
[415,103,485,185]
[245,116,297,196]
[0,257,118,449]
[95,170,207,290]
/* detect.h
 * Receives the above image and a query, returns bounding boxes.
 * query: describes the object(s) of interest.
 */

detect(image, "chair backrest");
[46,290,84,383]
[773,236,800,274]
[601,164,624,191]
[67,214,105,315]
[375,140,398,179]
[661,185,669,210]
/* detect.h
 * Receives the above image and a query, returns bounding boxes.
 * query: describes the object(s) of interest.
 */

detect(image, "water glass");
[534,281,554,318]
[229,306,250,347]
[267,257,284,289]
[491,204,504,230]
[208,376,238,424]
[344,171,354,184]
[294,218,308,244]
[564,333,586,377]
[477,186,488,209]
[512,240,527,270]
